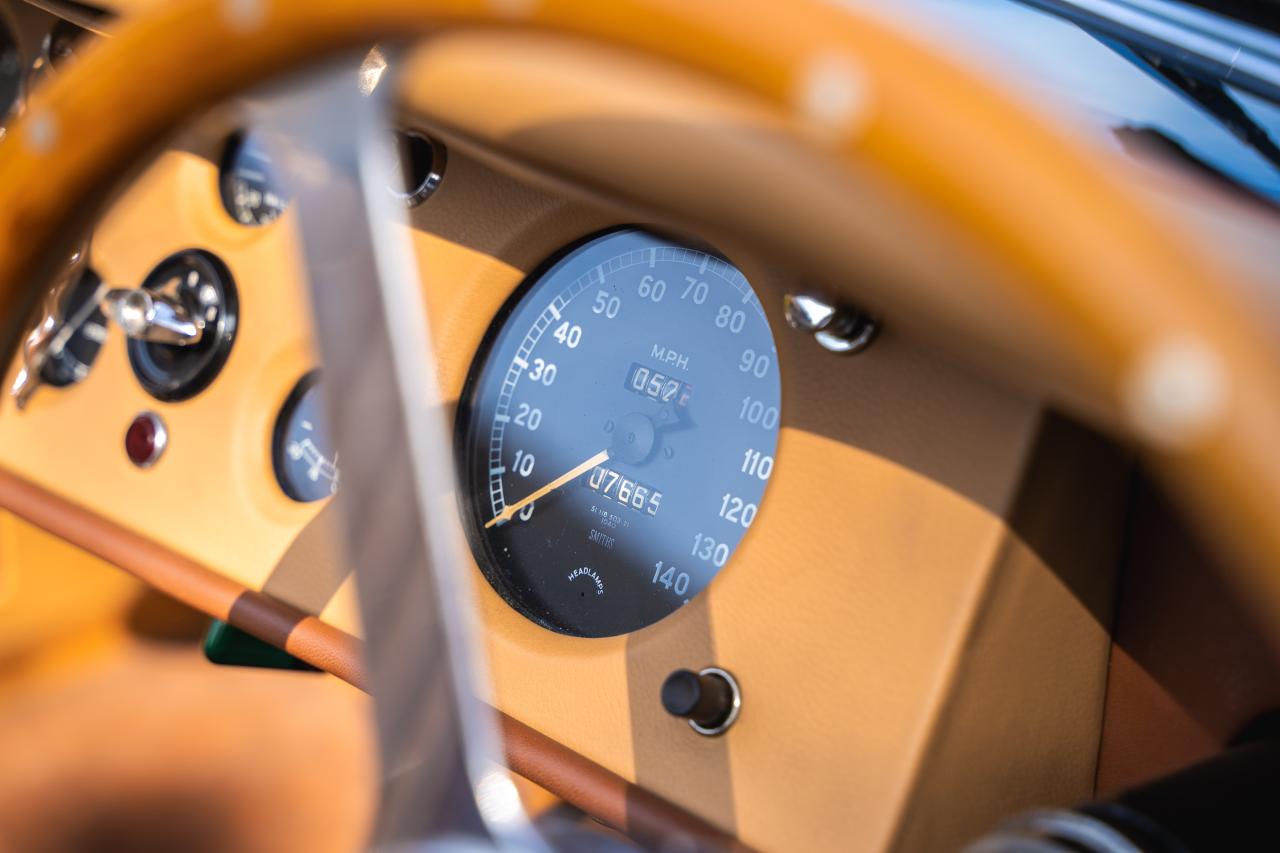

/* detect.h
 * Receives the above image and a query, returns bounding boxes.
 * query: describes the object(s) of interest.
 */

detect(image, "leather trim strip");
[0,464,366,686]
[0,465,742,849]
[503,715,748,850]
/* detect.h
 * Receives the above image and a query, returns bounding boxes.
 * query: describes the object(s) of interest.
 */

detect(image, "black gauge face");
[459,228,781,638]
[0,15,19,118]
[40,266,107,388]
[273,373,338,502]
[219,131,288,226]
[44,19,88,71]
[127,249,238,402]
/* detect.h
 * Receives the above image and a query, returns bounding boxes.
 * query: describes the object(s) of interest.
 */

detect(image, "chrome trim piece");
[126,411,167,469]
[102,287,204,346]
[783,292,837,332]
[784,292,878,355]
[963,808,1145,853]
[689,667,742,737]
[9,242,103,409]
[388,129,446,208]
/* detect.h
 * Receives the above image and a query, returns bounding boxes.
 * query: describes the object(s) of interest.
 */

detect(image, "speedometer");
[458,228,781,637]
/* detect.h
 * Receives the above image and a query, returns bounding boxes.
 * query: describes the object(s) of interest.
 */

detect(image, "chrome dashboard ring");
[689,666,741,737]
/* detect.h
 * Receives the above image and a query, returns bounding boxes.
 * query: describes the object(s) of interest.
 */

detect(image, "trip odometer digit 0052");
[459,228,781,638]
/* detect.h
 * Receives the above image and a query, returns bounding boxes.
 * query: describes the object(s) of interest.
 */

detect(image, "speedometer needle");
[486,449,610,529]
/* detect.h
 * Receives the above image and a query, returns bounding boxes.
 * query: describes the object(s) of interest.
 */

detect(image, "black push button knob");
[661,668,741,735]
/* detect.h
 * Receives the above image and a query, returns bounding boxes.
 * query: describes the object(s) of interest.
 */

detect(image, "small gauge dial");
[273,373,339,503]
[0,15,19,120]
[219,131,288,226]
[458,228,782,638]
[43,19,89,71]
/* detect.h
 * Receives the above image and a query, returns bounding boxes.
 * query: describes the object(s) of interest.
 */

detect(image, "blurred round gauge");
[43,19,89,71]
[0,14,20,120]
[22,20,92,100]
[219,130,289,226]
[273,372,338,503]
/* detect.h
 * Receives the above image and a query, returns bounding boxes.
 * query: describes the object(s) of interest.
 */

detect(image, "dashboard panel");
[0,27,1150,851]
[0,125,1130,850]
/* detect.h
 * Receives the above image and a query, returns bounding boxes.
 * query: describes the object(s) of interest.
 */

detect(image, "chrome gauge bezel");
[126,249,238,402]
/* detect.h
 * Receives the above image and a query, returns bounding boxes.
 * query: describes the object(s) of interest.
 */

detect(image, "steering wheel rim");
[1,0,1279,825]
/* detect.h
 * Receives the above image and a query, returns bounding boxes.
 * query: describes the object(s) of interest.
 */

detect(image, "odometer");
[458,229,781,637]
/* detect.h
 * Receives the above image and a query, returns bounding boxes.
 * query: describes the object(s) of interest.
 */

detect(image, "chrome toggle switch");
[784,292,878,354]
[101,287,204,347]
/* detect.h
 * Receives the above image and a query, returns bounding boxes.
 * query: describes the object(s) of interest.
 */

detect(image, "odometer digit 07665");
[458,228,781,637]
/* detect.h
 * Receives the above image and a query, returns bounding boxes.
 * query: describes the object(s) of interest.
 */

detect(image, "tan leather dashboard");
[0,28,1147,853]
[0,143,1130,853]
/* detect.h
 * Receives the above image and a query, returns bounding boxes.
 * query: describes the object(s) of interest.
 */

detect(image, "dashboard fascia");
[0,32,1136,851]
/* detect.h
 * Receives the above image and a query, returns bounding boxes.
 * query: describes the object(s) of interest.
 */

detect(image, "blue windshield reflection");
[840,0,1280,202]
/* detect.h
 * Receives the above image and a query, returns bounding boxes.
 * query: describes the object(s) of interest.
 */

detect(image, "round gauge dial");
[459,228,781,638]
[127,249,238,402]
[0,15,20,119]
[219,131,288,226]
[273,373,339,502]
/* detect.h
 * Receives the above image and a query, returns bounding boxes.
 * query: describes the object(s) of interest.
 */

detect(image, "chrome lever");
[10,252,205,410]
[101,287,204,346]
[11,291,65,409]
[10,243,101,409]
